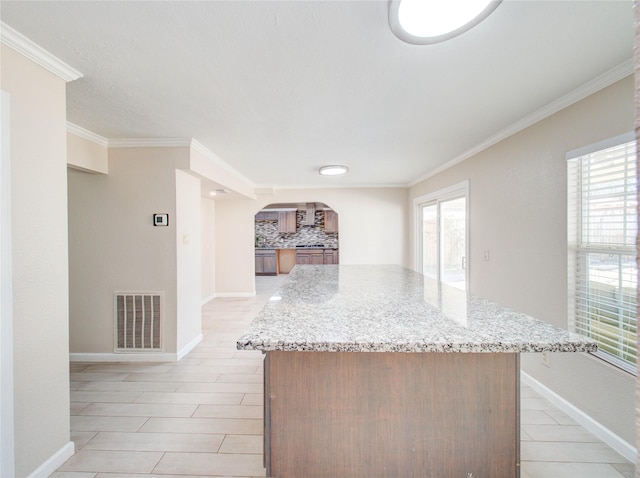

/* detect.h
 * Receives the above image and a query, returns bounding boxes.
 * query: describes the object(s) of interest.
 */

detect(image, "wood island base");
[264,351,520,478]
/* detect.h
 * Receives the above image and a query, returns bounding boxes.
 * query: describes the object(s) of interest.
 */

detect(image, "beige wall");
[409,76,636,444]
[1,45,72,476]
[67,131,108,174]
[215,187,408,295]
[68,148,187,355]
[201,196,216,302]
[175,169,202,351]
[215,196,263,295]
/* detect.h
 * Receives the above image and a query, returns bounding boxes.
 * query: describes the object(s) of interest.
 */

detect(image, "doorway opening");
[254,202,339,277]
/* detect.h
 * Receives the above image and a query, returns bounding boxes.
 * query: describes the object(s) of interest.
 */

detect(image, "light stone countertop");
[237,264,597,353]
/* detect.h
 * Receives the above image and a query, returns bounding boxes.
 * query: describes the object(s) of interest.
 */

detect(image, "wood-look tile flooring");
[53,276,635,478]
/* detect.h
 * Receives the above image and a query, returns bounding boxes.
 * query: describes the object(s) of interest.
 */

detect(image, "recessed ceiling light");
[389,0,502,45]
[209,191,217,196]
[319,165,349,176]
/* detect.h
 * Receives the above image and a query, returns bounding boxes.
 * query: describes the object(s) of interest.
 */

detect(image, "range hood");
[303,203,316,226]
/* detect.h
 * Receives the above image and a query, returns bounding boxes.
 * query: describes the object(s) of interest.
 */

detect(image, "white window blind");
[567,134,637,375]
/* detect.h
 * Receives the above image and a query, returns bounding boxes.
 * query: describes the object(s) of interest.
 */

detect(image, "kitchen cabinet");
[295,249,324,265]
[324,210,338,232]
[324,249,339,264]
[296,253,310,265]
[296,248,337,265]
[255,249,278,276]
[310,252,324,265]
[256,211,278,221]
[278,211,296,233]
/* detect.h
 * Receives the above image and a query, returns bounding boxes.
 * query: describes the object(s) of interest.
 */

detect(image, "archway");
[254,202,339,277]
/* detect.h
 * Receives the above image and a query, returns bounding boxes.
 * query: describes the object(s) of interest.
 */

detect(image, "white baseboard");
[201,293,216,306]
[27,441,74,478]
[215,291,256,298]
[177,333,203,361]
[70,333,204,363]
[69,352,178,362]
[521,371,637,463]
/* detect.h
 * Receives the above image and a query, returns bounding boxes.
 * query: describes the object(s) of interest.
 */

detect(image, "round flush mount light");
[319,165,349,176]
[389,0,502,45]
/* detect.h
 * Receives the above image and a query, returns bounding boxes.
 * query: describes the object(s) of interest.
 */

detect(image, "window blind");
[568,137,638,374]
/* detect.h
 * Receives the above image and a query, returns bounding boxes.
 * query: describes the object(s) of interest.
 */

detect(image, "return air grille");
[115,292,162,351]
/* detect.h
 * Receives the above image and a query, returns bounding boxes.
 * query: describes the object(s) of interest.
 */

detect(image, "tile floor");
[52,275,635,478]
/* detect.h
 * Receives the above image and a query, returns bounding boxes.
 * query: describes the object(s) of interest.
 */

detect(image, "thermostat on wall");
[153,214,169,226]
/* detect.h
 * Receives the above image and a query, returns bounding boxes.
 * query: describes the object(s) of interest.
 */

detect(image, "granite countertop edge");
[236,339,598,354]
[236,265,598,354]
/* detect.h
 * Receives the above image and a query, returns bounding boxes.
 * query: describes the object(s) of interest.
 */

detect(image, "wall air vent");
[115,292,162,352]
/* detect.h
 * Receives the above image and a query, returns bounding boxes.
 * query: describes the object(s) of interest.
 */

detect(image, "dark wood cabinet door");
[266,352,519,478]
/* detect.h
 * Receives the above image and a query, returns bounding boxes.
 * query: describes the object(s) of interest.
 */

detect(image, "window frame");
[567,132,638,375]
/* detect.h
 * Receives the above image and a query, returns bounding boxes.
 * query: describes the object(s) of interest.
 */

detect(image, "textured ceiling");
[0,1,634,189]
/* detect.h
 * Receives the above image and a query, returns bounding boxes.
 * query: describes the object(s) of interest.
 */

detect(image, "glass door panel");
[421,203,438,279]
[440,197,466,290]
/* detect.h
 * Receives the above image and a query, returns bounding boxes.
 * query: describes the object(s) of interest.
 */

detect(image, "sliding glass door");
[417,183,468,291]
[440,196,466,289]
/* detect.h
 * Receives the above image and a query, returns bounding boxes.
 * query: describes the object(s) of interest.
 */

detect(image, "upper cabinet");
[278,211,297,233]
[324,210,338,232]
[256,211,278,221]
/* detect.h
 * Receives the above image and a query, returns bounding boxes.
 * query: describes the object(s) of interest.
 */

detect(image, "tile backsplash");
[255,210,339,248]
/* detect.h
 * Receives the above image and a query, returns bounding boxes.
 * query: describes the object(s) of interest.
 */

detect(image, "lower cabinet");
[256,249,278,276]
[296,250,323,265]
[256,248,339,275]
[324,250,339,264]
[296,249,338,265]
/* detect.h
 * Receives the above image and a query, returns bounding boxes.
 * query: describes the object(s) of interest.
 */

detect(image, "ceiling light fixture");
[319,165,349,176]
[389,0,502,45]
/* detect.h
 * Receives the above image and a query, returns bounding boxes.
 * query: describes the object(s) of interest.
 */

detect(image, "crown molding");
[190,138,256,186]
[66,122,108,147]
[190,138,224,163]
[408,58,634,187]
[107,136,256,188]
[0,22,82,82]
[108,138,192,148]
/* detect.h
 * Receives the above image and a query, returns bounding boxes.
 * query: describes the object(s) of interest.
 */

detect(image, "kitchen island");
[237,265,596,478]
